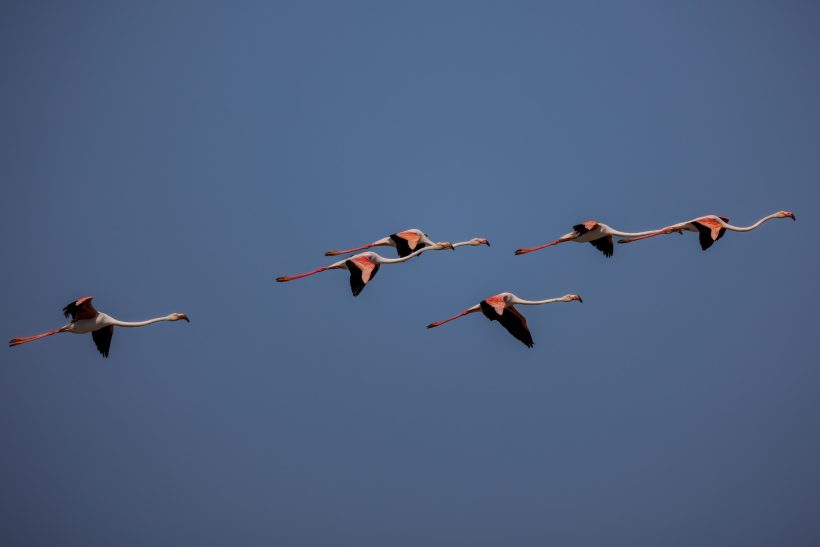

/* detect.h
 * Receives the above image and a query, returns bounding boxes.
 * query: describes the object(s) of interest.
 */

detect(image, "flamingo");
[9,296,189,357]
[617,211,796,250]
[426,292,583,348]
[514,221,662,258]
[277,242,454,296]
[324,229,490,257]
[325,228,436,258]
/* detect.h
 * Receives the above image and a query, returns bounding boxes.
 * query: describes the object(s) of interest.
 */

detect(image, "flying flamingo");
[426,292,583,348]
[617,211,796,250]
[514,221,662,258]
[277,242,454,296]
[9,296,189,357]
[325,228,436,258]
[324,230,489,257]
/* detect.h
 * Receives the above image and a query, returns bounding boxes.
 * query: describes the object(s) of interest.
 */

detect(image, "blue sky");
[2,1,819,545]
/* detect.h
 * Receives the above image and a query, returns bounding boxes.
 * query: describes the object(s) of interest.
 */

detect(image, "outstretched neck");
[721,213,781,232]
[377,245,438,264]
[511,297,565,306]
[106,314,176,328]
[607,227,664,238]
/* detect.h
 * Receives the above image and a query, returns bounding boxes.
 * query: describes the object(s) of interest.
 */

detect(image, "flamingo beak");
[576,296,583,303]
[483,239,490,246]
[180,314,190,322]
[789,213,796,221]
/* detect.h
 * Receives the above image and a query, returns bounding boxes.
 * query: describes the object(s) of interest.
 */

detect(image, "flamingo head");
[777,210,796,221]
[471,237,490,246]
[171,313,190,322]
[564,294,583,303]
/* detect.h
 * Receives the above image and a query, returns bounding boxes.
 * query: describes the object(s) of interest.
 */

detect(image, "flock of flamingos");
[10,210,795,355]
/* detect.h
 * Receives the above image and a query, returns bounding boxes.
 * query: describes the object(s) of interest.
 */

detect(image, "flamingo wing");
[345,257,380,296]
[390,231,426,257]
[693,218,726,250]
[63,296,98,321]
[589,235,614,257]
[91,326,113,357]
[573,221,599,235]
[479,301,534,348]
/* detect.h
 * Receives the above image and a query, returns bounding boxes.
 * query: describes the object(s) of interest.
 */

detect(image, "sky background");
[1,1,819,545]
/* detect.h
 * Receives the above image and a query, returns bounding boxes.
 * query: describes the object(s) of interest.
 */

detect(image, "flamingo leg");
[426,307,480,328]
[9,328,64,347]
[514,238,570,255]
[276,266,332,282]
[325,242,389,256]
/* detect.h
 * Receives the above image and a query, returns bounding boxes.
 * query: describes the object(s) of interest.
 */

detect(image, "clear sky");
[2,1,819,545]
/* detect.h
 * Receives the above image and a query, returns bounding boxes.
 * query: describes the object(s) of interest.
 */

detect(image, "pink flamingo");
[325,229,488,257]
[617,211,795,250]
[9,296,189,357]
[515,221,662,258]
[426,292,583,348]
[277,242,454,296]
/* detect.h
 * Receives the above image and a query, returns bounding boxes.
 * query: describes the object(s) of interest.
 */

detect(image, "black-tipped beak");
[577,297,583,303]
[183,315,190,322]
[791,214,796,221]
[485,241,490,246]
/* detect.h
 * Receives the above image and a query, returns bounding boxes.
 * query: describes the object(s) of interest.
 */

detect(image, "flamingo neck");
[451,240,481,248]
[606,228,664,238]
[721,213,782,232]
[511,297,565,306]
[376,245,439,264]
[106,315,175,328]
[617,226,682,243]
